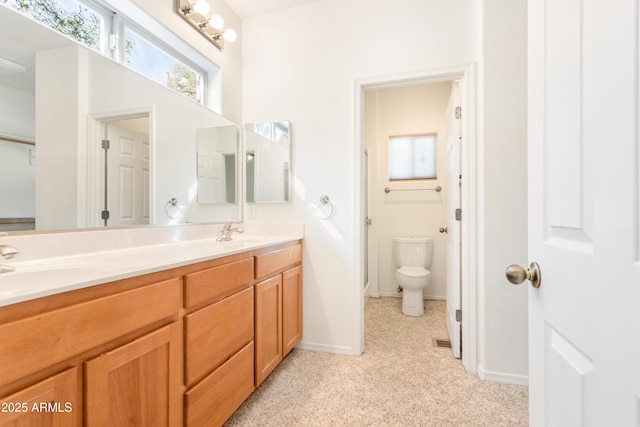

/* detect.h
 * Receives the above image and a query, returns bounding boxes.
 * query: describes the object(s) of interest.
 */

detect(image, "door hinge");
[455,309,462,322]
[455,106,462,119]
[455,208,462,221]
[101,210,110,220]
[101,139,110,149]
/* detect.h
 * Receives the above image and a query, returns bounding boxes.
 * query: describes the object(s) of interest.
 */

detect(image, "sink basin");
[0,265,107,297]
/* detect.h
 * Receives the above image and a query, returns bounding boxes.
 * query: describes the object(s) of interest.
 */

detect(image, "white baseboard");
[377,292,446,301]
[477,366,529,386]
[295,341,356,356]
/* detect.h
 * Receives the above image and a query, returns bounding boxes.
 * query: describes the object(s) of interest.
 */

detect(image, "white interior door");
[445,81,461,359]
[197,148,225,203]
[105,121,149,226]
[527,1,639,425]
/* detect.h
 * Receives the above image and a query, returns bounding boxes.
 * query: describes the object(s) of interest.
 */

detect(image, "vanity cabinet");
[0,239,302,427]
[183,258,255,426]
[0,275,181,427]
[254,244,303,386]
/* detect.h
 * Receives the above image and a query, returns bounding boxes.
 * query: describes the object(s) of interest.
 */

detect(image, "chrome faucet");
[0,245,19,274]
[216,222,244,242]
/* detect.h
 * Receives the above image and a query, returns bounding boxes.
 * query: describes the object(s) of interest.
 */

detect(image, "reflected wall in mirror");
[197,125,238,204]
[245,120,291,203]
[0,5,241,233]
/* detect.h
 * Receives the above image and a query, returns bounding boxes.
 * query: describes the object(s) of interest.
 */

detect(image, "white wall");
[242,0,529,383]
[0,84,35,220]
[365,82,451,300]
[476,0,528,382]
[242,0,477,355]
[131,0,243,123]
[0,84,34,140]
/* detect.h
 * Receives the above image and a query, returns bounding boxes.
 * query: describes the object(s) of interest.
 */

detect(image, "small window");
[4,0,105,51]
[388,133,437,180]
[124,28,204,103]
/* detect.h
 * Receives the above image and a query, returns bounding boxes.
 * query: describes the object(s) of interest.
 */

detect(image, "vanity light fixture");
[176,0,237,50]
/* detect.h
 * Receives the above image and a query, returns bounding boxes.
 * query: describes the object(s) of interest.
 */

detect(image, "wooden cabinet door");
[0,367,80,427]
[84,323,181,427]
[282,265,302,357]
[254,275,282,386]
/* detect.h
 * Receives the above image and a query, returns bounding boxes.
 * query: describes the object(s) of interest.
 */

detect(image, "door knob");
[439,227,447,234]
[505,262,541,288]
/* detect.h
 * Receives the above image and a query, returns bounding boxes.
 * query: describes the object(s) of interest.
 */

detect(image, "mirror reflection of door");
[197,147,225,204]
[102,117,150,227]
[196,125,238,205]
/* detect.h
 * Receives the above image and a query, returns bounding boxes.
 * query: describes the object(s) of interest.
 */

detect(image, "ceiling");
[223,0,322,18]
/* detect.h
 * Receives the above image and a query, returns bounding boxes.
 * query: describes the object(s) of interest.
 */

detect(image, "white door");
[105,121,149,226]
[445,81,462,359]
[197,148,225,203]
[526,1,639,425]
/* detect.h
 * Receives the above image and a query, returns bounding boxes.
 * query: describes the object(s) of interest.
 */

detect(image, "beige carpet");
[225,297,528,426]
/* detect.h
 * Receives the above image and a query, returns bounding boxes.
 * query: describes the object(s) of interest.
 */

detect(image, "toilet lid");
[397,266,430,278]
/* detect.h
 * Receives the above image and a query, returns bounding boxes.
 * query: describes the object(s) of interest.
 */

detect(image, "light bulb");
[223,28,237,42]
[208,14,224,30]
[192,0,210,15]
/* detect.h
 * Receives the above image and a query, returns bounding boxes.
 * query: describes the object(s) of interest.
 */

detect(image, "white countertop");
[0,224,303,307]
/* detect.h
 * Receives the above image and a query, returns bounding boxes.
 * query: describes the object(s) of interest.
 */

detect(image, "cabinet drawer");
[184,341,255,427]
[184,287,254,386]
[184,257,254,308]
[0,278,180,387]
[254,244,302,280]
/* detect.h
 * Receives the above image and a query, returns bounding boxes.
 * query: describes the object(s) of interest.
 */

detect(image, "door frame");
[86,106,155,228]
[353,64,477,373]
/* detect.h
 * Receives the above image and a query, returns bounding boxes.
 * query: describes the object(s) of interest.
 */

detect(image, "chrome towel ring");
[313,195,335,220]
[165,198,181,219]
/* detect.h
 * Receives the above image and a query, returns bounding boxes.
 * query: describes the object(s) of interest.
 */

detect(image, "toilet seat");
[396,266,430,279]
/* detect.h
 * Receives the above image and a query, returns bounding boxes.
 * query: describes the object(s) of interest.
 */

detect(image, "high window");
[2,0,210,105]
[388,133,437,180]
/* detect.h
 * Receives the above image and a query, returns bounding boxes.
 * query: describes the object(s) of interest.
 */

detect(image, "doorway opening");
[354,66,477,373]
[86,108,153,228]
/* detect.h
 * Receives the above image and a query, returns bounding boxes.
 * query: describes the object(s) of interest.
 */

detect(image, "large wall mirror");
[0,5,241,233]
[245,120,291,203]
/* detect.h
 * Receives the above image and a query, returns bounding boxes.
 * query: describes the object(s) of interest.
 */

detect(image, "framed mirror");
[244,120,291,203]
[0,5,241,232]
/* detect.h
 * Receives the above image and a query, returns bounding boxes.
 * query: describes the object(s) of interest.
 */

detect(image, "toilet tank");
[393,237,433,268]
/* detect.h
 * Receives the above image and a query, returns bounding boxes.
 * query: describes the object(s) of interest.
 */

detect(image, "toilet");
[393,236,433,316]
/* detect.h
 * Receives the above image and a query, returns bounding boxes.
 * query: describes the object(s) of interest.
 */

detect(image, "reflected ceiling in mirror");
[245,120,291,204]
